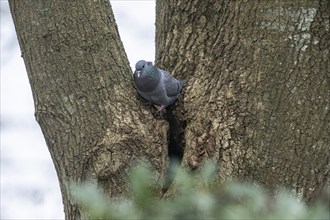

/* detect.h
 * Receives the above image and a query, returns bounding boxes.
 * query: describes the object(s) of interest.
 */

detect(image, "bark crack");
[162,93,186,192]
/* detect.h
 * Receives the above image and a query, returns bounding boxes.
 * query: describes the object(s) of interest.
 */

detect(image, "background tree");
[9,0,329,219]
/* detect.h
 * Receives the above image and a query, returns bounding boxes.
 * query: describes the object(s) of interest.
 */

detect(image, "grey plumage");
[133,60,185,112]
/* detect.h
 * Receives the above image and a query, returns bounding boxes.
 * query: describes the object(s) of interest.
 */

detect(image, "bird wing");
[160,69,182,97]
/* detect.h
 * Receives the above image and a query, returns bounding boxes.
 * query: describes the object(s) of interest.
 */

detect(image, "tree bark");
[9,0,329,219]
[156,0,329,202]
[9,1,169,219]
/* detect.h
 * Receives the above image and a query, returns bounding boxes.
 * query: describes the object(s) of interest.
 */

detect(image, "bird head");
[134,60,154,78]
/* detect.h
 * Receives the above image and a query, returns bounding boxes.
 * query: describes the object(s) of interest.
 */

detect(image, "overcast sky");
[0,1,155,219]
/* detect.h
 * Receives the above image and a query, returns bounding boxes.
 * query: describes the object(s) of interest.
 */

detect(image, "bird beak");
[136,70,141,77]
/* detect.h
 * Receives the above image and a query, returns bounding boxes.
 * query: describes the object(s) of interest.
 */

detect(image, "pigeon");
[133,60,185,113]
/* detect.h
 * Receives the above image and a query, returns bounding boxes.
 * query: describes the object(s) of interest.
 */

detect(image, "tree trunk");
[9,1,169,219]
[9,0,329,219]
[156,0,329,202]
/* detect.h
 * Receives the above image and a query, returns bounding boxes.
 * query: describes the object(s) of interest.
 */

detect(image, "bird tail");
[178,80,187,94]
[180,80,187,87]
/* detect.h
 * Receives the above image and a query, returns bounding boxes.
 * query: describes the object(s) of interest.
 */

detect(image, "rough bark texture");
[9,1,169,219]
[9,0,330,219]
[156,0,329,202]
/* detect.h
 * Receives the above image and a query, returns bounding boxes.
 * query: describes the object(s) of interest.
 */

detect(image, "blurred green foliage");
[70,162,329,219]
